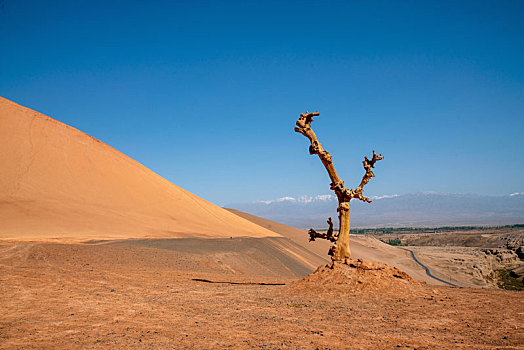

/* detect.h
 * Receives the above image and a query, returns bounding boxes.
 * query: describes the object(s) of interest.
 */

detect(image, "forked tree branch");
[349,150,384,203]
[295,111,383,204]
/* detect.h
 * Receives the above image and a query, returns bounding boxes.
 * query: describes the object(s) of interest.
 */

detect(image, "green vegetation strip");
[348,224,524,235]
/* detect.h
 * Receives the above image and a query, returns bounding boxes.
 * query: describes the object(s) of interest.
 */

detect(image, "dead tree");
[295,111,383,263]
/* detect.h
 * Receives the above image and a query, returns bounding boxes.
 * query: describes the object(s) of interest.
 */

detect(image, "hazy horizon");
[227,192,524,229]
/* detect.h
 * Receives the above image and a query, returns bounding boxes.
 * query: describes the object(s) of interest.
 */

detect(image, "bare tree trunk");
[295,111,383,264]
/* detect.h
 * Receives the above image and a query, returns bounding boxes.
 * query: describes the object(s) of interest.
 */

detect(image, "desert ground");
[373,227,524,288]
[1,97,523,349]
[1,239,523,349]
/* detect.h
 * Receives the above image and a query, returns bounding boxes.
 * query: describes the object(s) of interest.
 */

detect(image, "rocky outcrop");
[516,246,524,260]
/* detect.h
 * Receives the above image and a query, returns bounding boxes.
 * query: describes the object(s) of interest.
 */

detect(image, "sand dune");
[91,236,328,278]
[0,97,278,241]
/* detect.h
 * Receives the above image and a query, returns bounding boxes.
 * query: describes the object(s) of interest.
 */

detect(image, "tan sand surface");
[97,236,328,277]
[0,97,278,242]
[225,208,332,263]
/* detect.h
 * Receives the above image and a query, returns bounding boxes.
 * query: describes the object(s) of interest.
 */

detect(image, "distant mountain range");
[226,193,524,229]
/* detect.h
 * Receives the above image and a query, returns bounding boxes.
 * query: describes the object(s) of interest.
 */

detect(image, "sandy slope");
[225,208,332,263]
[226,208,449,286]
[96,236,328,277]
[0,97,278,241]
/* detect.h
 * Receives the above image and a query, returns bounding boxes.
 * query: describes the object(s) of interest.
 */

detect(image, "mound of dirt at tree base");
[288,258,421,293]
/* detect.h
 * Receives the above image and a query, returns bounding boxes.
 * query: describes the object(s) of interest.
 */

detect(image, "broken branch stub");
[308,217,336,243]
[294,111,383,263]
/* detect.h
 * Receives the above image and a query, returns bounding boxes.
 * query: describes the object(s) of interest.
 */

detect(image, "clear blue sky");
[1,1,523,205]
